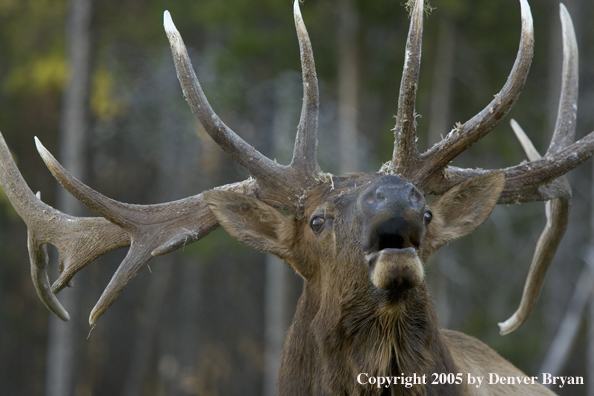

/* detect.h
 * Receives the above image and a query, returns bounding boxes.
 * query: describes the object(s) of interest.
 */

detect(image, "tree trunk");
[589,282,594,396]
[337,0,360,174]
[263,73,303,396]
[46,1,92,395]
[121,263,172,396]
[427,18,455,146]
[539,260,592,377]
[584,115,594,396]
[426,17,455,327]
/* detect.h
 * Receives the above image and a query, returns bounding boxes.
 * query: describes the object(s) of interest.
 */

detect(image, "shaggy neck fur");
[278,281,462,396]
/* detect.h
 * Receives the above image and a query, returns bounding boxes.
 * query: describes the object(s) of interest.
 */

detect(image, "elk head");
[0,0,591,348]
[205,172,504,312]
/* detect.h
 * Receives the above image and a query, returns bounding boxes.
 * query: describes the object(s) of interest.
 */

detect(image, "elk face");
[301,174,431,303]
[205,171,505,306]
[358,175,429,294]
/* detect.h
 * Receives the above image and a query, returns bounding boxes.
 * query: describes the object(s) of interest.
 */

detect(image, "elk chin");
[367,248,425,295]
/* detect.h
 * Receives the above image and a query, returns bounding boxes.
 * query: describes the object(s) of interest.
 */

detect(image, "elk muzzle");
[359,175,428,294]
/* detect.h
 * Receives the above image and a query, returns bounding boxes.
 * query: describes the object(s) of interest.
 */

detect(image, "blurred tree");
[337,0,361,174]
[45,2,93,396]
[0,0,593,395]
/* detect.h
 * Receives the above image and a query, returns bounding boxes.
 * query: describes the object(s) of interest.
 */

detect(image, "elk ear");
[421,172,505,262]
[204,191,298,262]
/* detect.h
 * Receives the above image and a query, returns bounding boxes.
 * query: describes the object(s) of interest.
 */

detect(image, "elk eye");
[424,210,433,224]
[310,216,325,233]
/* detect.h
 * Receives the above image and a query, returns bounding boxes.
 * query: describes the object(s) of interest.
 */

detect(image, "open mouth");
[364,217,424,292]
[364,217,420,263]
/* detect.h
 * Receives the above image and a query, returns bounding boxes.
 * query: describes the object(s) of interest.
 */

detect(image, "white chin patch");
[367,247,425,291]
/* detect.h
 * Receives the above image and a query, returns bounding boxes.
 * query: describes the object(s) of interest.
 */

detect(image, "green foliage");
[0,0,67,94]
[4,53,66,94]
[91,67,127,121]
[182,227,256,261]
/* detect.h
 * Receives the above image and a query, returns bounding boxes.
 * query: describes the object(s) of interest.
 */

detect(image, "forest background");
[0,0,593,395]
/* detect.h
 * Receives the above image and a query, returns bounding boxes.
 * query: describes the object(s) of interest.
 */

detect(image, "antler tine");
[417,0,534,190]
[510,119,540,161]
[163,12,286,185]
[164,9,323,208]
[547,3,579,155]
[1,5,323,325]
[290,0,321,179]
[498,4,577,334]
[388,0,424,177]
[35,138,263,325]
[435,131,594,203]
[498,122,570,334]
[493,1,581,204]
[429,3,581,333]
[420,0,594,204]
[0,132,130,321]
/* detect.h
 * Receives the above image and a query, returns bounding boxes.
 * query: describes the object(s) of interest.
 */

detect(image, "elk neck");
[279,276,460,395]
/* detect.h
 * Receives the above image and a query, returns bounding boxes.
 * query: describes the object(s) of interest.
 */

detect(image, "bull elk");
[0,0,591,394]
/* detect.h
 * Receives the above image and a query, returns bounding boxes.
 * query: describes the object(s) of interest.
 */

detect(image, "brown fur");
[204,172,555,396]
[420,173,505,263]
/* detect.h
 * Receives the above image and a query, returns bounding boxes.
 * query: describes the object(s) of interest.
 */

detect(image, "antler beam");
[0,1,323,325]
[164,4,322,208]
[380,0,591,334]
[2,0,593,337]
[414,0,534,190]
[404,0,594,209]
[498,3,577,334]
[35,137,260,325]
[498,121,570,334]
[0,133,129,320]
[389,0,425,177]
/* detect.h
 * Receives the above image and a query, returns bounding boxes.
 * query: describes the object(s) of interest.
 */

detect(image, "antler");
[416,0,534,188]
[497,3,577,334]
[388,0,590,332]
[390,0,425,176]
[163,2,322,205]
[0,0,322,325]
[406,0,593,205]
[388,0,534,182]
[3,0,591,335]
[497,121,570,335]
[0,132,129,321]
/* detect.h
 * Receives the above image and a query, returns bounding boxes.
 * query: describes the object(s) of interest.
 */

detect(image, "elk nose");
[363,177,422,214]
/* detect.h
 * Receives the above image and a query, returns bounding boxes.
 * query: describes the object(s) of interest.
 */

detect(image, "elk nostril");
[408,185,421,203]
